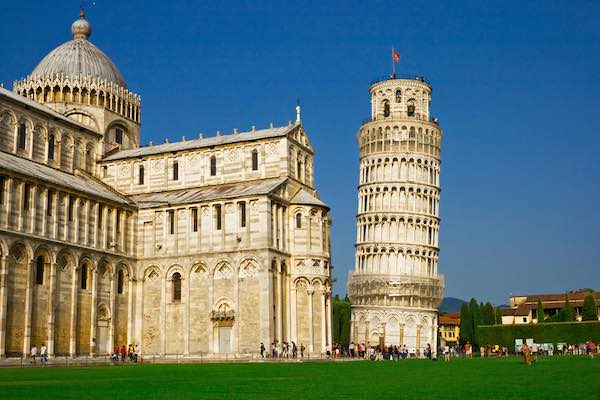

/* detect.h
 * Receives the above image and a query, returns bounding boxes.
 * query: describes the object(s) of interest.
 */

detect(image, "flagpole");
[391,46,396,78]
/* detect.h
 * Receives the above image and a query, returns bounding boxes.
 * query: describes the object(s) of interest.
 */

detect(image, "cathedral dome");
[30,12,127,88]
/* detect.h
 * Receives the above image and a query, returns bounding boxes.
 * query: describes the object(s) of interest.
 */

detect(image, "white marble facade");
[0,12,332,358]
[348,75,444,355]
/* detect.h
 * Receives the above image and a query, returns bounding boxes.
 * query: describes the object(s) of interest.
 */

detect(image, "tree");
[559,293,575,322]
[536,300,545,323]
[332,295,352,347]
[582,293,598,321]
[469,298,480,347]
[459,302,472,345]
[483,302,495,325]
[495,307,503,325]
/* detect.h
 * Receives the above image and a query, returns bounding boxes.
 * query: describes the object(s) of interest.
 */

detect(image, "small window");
[251,150,258,171]
[46,191,53,216]
[98,205,103,228]
[17,123,26,150]
[168,210,175,234]
[35,256,44,285]
[138,165,145,185]
[48,134,55,160]
[210,156,217,176]
[68,196,74,222]
[191,207,198,232]
[116,209,121,233]
[80,264,88,290]
[383,100,390,117]
[395,89,402,103]
[23,183,31,210]
[295,213,302,229]
[115,128,123,144]
[297,159,303,180]
[102,166,108,178]
[173,161,179,181]
[239,202,246,228]
[0,176,4,204]
[172,272,182,301]
[215,204,222,230]
[117,269,124,294]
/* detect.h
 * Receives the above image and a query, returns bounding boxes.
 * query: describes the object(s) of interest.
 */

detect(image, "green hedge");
[477,321,600,348]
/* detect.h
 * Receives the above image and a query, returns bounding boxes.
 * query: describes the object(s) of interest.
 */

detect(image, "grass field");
[0,356,597,399]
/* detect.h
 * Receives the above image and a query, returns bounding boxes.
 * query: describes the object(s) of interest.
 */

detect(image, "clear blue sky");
[2,1,599,305]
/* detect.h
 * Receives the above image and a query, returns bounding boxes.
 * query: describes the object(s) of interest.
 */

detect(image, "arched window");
[172,161,179,180]
[172,272,182,301]
[17,123,26,150]
[210,155,217,176]
[35,256,44,285]
[117,269,124,294]
[295,213,302,229]
[395,89,402,103]
[407,100,416,117]
[383,100,390,117]
[138,164,144,185]
[48,134,55,160]
[80,264,88,290]
[251,149,258,171]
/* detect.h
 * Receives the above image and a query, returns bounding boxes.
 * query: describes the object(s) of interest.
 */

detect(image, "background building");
[348,73,444,355]
[438,312,460,347]
[501,291,600,324]
[0,12,332,358]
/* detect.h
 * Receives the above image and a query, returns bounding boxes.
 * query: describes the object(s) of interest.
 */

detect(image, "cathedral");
[0,12,332,358]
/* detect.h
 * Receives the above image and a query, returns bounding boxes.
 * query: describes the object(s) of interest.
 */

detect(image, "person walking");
[259,342,265,358]
[522,343,531,365]
[40,344,47,366]
[30,344,37,365]
[300,343,305,358]
[586,340,596,359]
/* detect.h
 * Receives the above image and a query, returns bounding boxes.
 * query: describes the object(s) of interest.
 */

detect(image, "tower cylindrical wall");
[348,76,444,353]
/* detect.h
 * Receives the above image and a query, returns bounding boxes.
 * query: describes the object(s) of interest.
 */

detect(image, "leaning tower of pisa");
[348,73,445,355]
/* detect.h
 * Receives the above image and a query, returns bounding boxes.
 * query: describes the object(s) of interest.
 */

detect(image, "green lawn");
[0,356,597,399]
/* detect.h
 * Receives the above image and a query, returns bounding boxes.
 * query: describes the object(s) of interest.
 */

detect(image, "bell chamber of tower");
[348,74,445,354]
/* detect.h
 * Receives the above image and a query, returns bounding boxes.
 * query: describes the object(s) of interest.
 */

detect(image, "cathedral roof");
[0,87,99,134]
[290,188,328,208]
[102,125,295,162]
[0,151,133,205]
[130,178,287,208]
[29,12,127,88]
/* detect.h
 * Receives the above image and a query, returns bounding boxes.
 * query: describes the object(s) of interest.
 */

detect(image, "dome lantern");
[71,10,92,40]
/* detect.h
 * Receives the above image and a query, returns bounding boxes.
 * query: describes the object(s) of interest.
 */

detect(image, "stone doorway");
[218,326,232,354]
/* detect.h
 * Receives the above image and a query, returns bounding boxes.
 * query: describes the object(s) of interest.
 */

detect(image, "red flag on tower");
[392,47,401,63]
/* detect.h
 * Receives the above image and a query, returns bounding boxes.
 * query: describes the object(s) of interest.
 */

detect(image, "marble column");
[307,288,314,353]
[47,262,57,356]
[320,289,326,353]
[69,264,78,357]
[290,286,297,344]
[89,267,98,356]
[22,259,34,355]
[0,255,8,357]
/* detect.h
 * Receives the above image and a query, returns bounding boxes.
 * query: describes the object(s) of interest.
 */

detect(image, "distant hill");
[439,297,466,314]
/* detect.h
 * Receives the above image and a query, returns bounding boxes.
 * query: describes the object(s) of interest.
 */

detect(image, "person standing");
[522,343,531,365]
[120,345,127,362]
[30,344,37,365]
[300,343,305,358]
[259,342,265,358]
[349,342,355,358]
[40,344,47,366]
